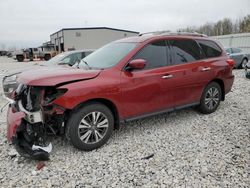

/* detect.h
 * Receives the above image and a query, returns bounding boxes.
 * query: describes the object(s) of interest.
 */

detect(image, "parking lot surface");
[0,57,249,187]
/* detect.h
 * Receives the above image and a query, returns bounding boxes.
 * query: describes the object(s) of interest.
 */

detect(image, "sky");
[0,0,249,49]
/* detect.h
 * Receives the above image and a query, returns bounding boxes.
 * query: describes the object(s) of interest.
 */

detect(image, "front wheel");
[16,55,24,62]
[198,82,222,114]
[44,54,51,61]
[67,103,114,151]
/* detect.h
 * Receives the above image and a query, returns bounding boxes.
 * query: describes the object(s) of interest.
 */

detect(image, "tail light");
[227,59,235,68]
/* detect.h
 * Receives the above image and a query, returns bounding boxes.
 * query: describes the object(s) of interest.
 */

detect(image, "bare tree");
[239,15,250,32]
[221,18,233,35]
[178,14,250,36]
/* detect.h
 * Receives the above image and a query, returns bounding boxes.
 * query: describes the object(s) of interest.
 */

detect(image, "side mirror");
[126,59,146,71]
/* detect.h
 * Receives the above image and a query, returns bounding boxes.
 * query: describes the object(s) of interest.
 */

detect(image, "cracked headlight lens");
[2,74,19,99]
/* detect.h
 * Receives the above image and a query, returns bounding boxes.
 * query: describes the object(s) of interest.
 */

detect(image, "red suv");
[4,32,235,160]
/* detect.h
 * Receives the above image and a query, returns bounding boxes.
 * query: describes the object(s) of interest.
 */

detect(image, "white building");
[213,33,250,53]
[50,27,139,52]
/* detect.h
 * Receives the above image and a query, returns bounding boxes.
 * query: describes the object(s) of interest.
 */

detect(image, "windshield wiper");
[80,60,91,69]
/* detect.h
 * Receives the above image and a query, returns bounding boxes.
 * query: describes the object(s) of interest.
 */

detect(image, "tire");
[198,82,222,114]
[240,58,248,69]
[67,102,114,151]
[44,54,51,61]
[16,55,24,62]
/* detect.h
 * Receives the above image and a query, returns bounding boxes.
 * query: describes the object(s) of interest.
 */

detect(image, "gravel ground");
[0,56,249,187]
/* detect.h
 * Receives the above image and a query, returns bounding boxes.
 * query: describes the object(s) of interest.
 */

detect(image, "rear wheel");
[16,55,24,62]
[67,103,114,151]
[198,82,222,114]
[44,54,51,61]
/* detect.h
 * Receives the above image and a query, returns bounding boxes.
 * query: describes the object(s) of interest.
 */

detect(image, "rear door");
[120,41,175,119]
[167,39,217,107]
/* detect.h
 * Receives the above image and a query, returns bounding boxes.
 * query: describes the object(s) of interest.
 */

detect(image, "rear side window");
[169,39,202,65]
[132,41,168,69]
[232,48,241,53]
[197,40,222,58]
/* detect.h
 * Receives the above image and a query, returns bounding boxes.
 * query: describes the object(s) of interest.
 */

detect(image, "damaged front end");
[7,84,67,160]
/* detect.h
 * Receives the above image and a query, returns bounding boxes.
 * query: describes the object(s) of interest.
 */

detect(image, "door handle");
[201,67,211,71]
[162,74,173,79]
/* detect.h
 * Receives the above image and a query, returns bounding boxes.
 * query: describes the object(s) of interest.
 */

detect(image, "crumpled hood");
[17,66,101,86]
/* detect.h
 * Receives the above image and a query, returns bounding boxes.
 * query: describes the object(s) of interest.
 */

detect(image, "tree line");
[178,14,250,36]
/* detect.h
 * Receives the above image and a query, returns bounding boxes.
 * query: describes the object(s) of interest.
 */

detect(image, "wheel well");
[242,57,248,63]
[210,79,225,101]
[72,98,120,130]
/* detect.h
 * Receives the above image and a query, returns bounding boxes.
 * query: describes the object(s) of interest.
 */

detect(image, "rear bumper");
[7,105,25,142]
[224,75,235,94]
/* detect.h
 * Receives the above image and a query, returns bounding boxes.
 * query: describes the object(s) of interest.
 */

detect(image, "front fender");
[7,105,25,142]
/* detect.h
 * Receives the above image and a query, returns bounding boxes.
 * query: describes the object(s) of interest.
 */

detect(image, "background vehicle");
[44,49,94,66]
[225,47,250,68]
[6,51,14,58]
[0,50,7,56]
[3,49,94,100]
[245,62,250,79]
[5,32,235,160]
[16,47,57,62]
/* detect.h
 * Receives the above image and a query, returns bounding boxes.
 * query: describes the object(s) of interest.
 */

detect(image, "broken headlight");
[43,88,67,104]
[2,74,20,100]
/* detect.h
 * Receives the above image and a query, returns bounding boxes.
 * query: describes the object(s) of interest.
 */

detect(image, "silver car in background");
[225,47,249,69]
[2,49,94,100]
[44,49,94,66]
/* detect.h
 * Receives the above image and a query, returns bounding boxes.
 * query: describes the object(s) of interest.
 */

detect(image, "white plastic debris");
[32,143,52,153]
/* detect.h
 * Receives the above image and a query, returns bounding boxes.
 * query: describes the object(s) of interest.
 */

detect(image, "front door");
[120,41,175,119]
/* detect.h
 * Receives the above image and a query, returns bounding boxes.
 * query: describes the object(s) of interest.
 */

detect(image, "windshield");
[78,42,137,69]
[44,52,71,65]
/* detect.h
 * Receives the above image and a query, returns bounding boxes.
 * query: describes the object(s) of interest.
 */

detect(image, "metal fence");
[212,33,250,53]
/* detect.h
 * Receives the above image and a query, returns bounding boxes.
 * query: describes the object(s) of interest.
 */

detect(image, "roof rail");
[138,31,207,37]
[138,30,171,36]
[161,31,207,37]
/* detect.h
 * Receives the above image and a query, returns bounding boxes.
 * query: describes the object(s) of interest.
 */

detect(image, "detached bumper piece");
[12,122,52,161]
[7,106,52,161]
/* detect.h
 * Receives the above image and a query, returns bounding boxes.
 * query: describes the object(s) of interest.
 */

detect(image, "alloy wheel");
[205,87,220,110]
[78,111,109,144]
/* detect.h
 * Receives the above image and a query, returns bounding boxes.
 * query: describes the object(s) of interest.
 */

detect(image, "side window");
[197,40,222,58]
[132,41,168,70]
[232,48,241,53]
[169,39,202,65]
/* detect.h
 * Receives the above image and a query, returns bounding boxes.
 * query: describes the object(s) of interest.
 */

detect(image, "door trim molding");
[121,102,199,123]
